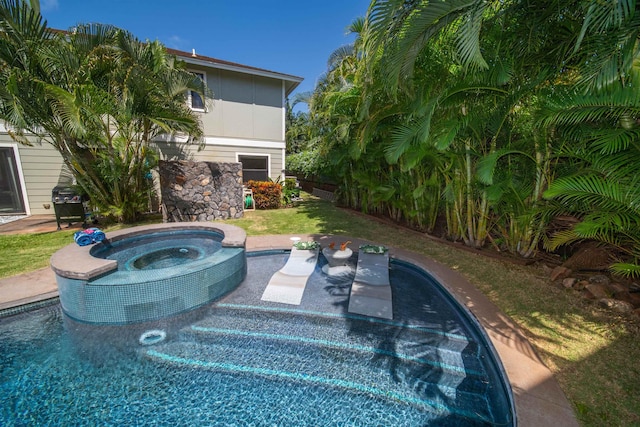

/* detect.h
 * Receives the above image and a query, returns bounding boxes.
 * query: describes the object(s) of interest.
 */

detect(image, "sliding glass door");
[0,147,26,214]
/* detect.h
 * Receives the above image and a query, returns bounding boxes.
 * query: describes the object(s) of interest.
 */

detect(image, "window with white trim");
[238,155,269,182]
[189,71,206,111]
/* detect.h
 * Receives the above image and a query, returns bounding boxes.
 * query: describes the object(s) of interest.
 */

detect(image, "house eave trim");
[180,56,303,87]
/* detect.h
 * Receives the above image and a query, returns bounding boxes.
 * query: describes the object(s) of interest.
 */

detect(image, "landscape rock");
[613,292,640,308]
[588,274,611,286]
[550,266,572,281]
[159,160,245,222]
[583,284,610,299]
[609,282,628,294]
[562,241,611,271]
[562,277,578,289]
[598,298,634,313]
[574,280,589,291]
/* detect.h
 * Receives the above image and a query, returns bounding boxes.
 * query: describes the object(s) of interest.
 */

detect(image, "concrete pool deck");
[0,223,579,426]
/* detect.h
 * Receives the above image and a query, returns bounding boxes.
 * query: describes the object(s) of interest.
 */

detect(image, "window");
[189,71,205,111]
[238,155,269,182]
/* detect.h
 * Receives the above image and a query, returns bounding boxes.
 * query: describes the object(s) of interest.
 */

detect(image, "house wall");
[4,138,285,218]
[191,67,285,141]
[153,141,284,181]
[2,64,290,217]
[0,134,67,216]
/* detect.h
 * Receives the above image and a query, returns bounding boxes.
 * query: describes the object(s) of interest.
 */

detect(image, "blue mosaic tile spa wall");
[57,248,246,324]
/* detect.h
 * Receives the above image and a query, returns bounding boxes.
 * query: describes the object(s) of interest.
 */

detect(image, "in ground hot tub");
[51,223,247,324]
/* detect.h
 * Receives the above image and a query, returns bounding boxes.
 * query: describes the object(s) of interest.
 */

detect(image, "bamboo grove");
[287,0,640,276]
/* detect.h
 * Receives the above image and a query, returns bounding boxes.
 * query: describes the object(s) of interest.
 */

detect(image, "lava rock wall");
[159,160,244,222]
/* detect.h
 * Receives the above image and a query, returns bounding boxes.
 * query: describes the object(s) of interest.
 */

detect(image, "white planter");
[322,247,354,277]
[322,247,352,266]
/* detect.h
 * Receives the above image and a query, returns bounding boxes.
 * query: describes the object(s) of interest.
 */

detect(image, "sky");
[39,0,371,111]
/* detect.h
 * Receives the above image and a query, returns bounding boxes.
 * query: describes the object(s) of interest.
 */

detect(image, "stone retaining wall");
[158,160,244,222]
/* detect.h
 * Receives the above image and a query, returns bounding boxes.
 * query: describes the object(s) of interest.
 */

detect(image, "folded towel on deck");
[74,228,106,246]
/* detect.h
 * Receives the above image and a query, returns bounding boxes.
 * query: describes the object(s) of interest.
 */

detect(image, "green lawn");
[0,229,78,278]
[1,195,638,426]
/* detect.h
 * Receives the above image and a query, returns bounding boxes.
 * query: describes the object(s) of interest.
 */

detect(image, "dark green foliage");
[282,178,301,205]
[305,0,640,267]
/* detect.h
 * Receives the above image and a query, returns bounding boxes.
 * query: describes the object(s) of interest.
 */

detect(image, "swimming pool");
[0,251,513,426]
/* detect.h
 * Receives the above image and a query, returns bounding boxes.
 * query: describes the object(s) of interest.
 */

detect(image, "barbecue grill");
[51,185,88,230]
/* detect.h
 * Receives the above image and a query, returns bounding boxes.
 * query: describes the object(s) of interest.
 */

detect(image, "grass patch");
[0,230,77,278]
[0,216,160,279]
[1,194,639,425]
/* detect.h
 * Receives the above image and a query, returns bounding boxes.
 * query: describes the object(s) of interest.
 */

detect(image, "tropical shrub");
[541,86,640,277]
[305,0,640,264]
[282,178,301,205]
[246,180,282,209]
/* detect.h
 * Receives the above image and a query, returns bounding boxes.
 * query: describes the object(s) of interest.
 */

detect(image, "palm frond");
[368,0,483,90]
[455,0,488,71]
[327,45,355,70]
[544,175,640,215]
[609,262,640,278]
[575,0,635,51]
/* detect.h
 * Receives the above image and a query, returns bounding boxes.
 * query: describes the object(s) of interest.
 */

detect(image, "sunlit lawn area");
[1,194,638,426]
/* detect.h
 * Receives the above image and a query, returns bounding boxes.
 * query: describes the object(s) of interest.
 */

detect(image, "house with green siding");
[0,48,302,216]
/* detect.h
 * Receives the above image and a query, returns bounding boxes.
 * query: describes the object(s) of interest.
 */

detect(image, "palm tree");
[366,0,638,91]
[285,93,311,155]
[541,84,640,277]
[0,0,207,222]
[360,0,638,255]
[307,18,374,209]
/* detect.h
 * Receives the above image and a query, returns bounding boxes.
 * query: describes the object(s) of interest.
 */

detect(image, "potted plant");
[293,240,320,250]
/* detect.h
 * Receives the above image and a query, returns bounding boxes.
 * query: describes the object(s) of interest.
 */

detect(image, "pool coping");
[0,231,579,427]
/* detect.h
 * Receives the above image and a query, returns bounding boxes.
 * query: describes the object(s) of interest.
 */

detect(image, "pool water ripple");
[0,252,512,426]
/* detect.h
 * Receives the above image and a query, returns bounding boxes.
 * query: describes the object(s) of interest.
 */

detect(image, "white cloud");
[166,35,189,50]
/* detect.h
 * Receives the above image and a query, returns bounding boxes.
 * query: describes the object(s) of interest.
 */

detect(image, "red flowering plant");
[246,180,282,209]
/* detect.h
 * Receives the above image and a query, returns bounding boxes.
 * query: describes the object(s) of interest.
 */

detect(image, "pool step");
[178,304,490,401]
[193,303,487,377]
[183,324,490,394]
[145,339,493,424]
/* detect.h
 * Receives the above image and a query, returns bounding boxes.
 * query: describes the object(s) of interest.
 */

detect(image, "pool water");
[0,252,513,426]
[90,230,223,271]
[131,246,201,270]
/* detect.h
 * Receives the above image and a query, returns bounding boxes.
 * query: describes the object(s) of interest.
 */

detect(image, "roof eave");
[172,52,303,96]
